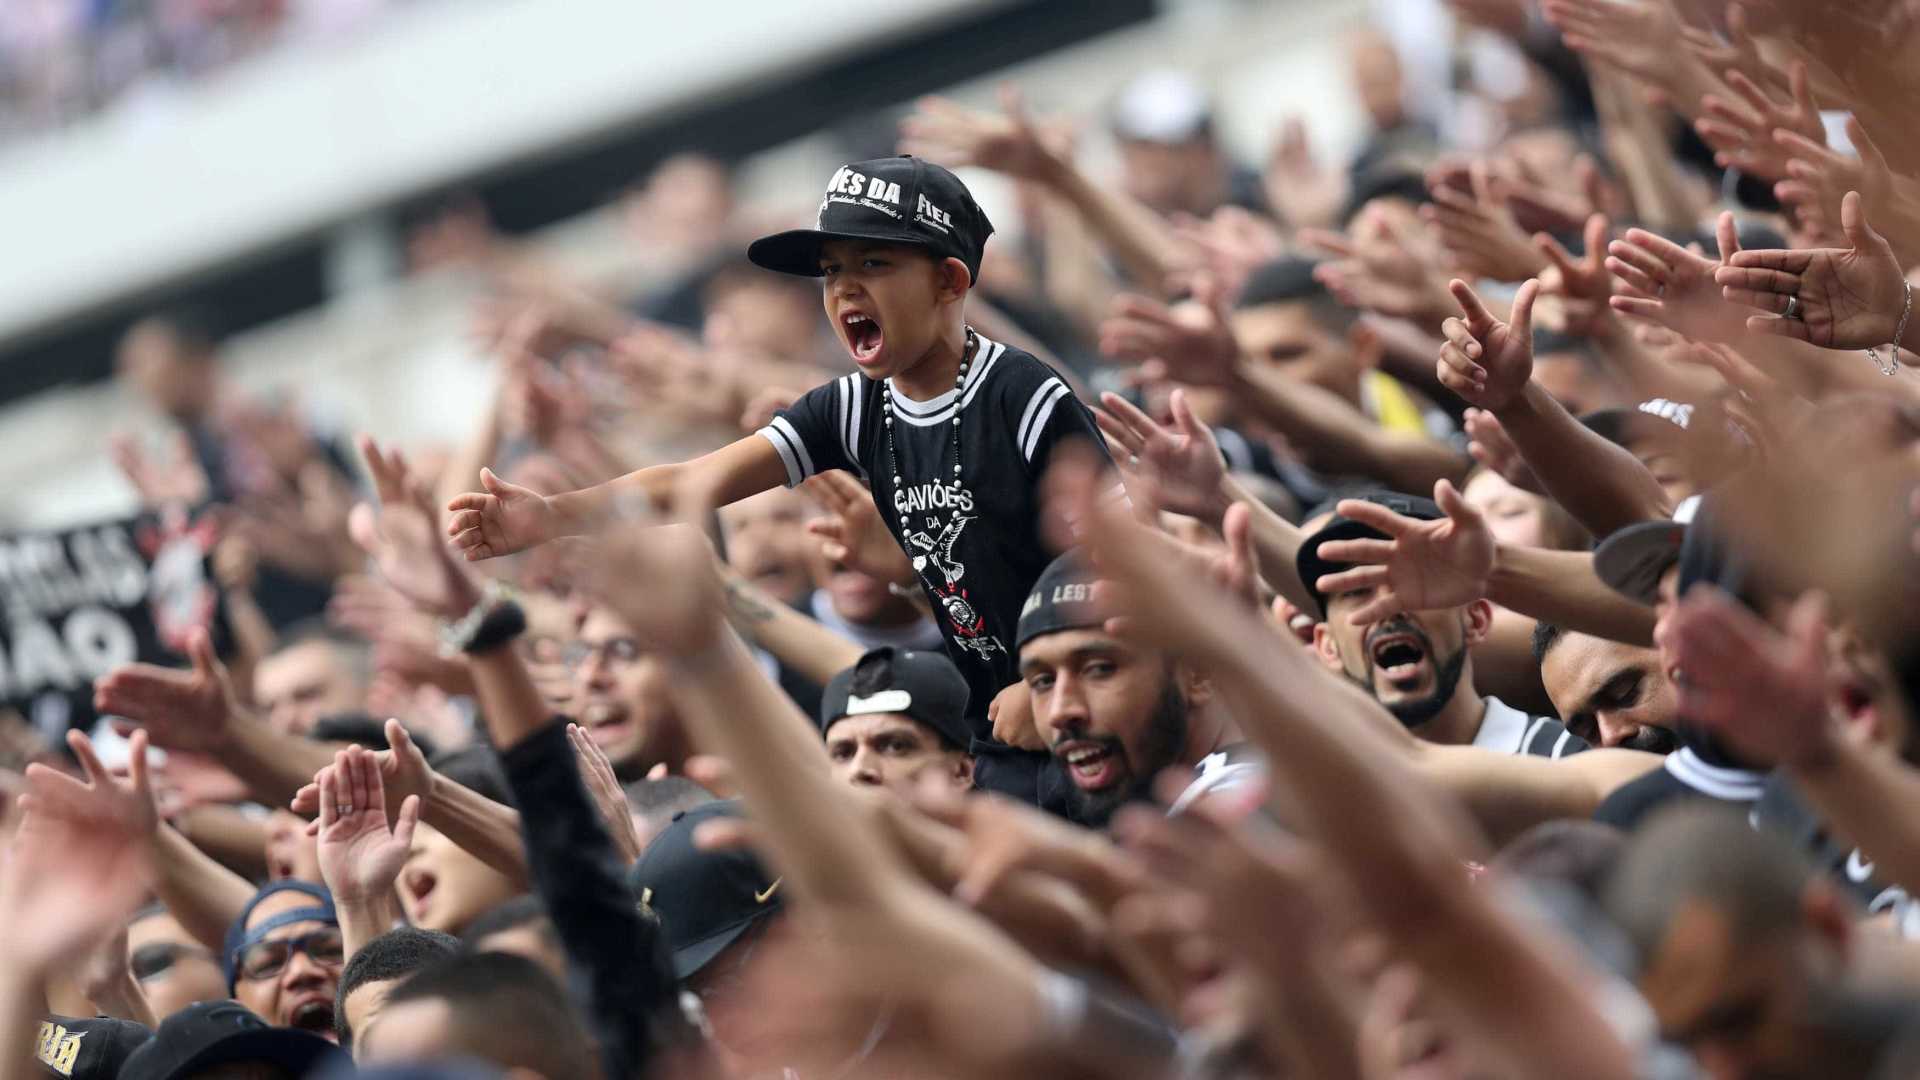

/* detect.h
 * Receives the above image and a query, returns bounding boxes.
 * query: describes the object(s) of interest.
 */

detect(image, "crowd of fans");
[7,0,1920,1076]
[0,0,418,146]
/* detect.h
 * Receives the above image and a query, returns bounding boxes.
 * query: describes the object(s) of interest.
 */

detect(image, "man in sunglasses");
[221,882,345,1041]
[126,906,227,1023]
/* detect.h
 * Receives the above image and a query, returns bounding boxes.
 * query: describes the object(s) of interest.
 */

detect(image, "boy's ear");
[937,256,973,301]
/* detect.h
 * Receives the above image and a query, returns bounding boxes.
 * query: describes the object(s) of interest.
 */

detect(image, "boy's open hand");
[445,468,558,561]
[1437,278,1539,412]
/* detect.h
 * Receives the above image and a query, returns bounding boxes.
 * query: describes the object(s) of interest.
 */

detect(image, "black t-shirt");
[757,336,1107,735]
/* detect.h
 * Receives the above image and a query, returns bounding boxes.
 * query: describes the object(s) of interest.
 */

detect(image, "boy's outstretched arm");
[445,431,790,561]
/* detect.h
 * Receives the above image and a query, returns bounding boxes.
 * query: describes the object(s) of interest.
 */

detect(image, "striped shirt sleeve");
[1013,368,1105,471]
[755,376,858,487]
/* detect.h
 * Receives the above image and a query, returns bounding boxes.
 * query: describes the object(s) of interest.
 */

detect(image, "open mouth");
[288,998,337,1037]
[842,310,884,365]
[581,702,636,746]
[1837,679,1877,726]
[1368,631,1430,686]
[1056,740,1123,791]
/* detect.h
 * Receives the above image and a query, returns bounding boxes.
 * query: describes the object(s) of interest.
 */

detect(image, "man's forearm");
[1039,155,1183,294]
[1233,365,1467,495]
[422,772,530,887]
[719,571,864,686]
[152,825,258,953]
[336,895,399,961]
[1495,383,1670,537]
[664,630,902,910]
[1488,546,1655,645]
[1222,476,1315,615]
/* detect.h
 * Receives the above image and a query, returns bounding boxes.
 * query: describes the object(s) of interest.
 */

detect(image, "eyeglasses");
[236,928,345,982]
[130,942,214,982]
[562,637,644,671]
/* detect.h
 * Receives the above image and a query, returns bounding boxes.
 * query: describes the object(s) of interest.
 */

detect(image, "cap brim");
[1295,518,1396,619]
[1593,521,1687,605]
[671,908,777,980]
[178,1027,345,1079]
[746,227,931,277]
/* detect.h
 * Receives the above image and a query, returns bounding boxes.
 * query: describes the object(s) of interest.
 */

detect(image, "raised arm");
[445,431,789,562]
[899,88,1186,293]
[1439,278,1672,536]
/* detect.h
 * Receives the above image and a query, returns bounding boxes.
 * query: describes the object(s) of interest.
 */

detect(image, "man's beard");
[1619,723,1680,755]
[1347,618,1469,729]
[1063,675,1190,830]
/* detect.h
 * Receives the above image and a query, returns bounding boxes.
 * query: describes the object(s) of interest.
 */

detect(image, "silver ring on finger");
[337,804,351,817]
[1785,294,1802,321]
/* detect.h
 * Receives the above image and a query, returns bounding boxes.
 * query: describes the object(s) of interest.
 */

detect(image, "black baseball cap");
[629,801,782,981]
[747,156,994,282]
[819,647,972,750]
[1016,552,1100,650]
[1295,491,1443,619]
[1580,401,1690,450]
[119,1000,344,1080]
[1592,495,1702,606]
[33,1015,149,1079]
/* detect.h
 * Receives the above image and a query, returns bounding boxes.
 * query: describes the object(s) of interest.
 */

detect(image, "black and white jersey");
[1593,745,1767,831]
[757,337,1107,737]
[1757,776,1920,941]
[1474,696,1591,758]
[1168,743,1266,815]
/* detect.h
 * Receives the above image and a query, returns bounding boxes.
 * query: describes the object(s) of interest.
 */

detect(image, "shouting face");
[1021,629,1192,826]
[1316,590,1484,728]
[818,240,965,383]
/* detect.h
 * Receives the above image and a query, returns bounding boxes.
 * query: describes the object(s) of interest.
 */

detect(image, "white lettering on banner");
[1050,583,1092,605]
[891,482,976,516]
[0,526,148,621]
[0,607,140,699]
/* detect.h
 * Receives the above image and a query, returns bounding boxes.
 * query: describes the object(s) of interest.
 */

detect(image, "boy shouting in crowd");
[446,157,1107,801]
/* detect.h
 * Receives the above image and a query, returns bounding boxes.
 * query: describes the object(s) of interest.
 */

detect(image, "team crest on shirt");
[935,586,1002,659]
[900,512,1003,658]
[904,514,973,585]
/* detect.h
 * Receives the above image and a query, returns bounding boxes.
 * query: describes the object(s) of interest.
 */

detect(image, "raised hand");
[568,723,643,864]
[1097,277,1241,387]
[94,629,235,755]
[109,430,211,508]
[1093,390,1231,527]
[0,794,153,976]
[1262,116,1347,231]
[1436,278,1540,412]
[1718,192,1910,353]
[1311,481,1496,625]
[1679,2,1782,99]
[1462,408,1544,495]
[1304,209,1456,327]
[1662,588,1836,768]
[354,436,481,618]
[314,745,420,906]
[1423,165,1550,283]
[897,85,1068,184]
[1606,214,1748,343]
[445,467,560,562]
[803,470,915,585]
[1543,0,1718,110]
[590,523,729,657]
[23,729,161,843]
[292,719,436,825]
[1535,213,1615,338]
[1695,61,1824,184]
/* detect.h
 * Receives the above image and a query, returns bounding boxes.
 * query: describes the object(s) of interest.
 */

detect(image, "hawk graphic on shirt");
[904,514,974,586]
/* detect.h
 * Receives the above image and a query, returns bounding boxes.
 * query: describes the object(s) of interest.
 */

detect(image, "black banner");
[0,506,225,737]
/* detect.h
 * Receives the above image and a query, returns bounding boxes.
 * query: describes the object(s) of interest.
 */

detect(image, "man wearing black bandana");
[1016,554,1262,827]
[1298,492,1591,758]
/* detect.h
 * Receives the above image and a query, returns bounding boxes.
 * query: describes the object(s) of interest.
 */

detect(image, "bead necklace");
[882,325,978,584]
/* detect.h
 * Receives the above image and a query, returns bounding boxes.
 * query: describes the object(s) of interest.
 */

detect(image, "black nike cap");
[748,156,994,283]
[1295,491,1444,619]
[820,647,972,751]
[628,801,783,981]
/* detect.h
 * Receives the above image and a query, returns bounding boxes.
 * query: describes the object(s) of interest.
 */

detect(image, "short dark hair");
[335,926,459,1047]
[1492,820,1624,903]
[620,775,716,818]
[429,746,515,808]
[1235,258,1358,336]
[461,895,555,950]
[270,619,372,689]
[1602,805,1822,970]
[1531,621,1567,667]
[379,951,598,1079]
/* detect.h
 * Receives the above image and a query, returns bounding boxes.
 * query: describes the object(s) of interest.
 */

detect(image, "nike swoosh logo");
[755,878,782,904]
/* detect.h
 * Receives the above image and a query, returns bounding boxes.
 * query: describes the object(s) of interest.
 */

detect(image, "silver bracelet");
[1867,279,1912,377]
[438,579,514,656]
